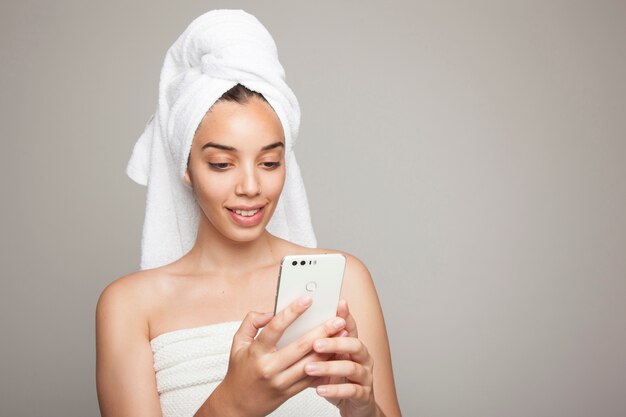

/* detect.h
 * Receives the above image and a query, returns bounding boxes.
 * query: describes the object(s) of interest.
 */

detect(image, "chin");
[224,226,269,244]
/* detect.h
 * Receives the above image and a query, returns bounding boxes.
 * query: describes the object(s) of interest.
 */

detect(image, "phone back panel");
[273,253,346,348]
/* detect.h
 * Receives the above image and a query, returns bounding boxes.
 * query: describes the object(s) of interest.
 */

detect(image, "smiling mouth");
[225,205,266,227]
[229,208,260,217]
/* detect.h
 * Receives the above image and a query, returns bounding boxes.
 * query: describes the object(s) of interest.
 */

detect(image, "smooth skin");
[96,96,402,417]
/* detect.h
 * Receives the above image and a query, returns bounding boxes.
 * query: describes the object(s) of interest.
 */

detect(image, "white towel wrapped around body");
[127,9,316,270]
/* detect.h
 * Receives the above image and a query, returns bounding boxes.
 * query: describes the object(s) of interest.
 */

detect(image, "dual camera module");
[291,260,317,266]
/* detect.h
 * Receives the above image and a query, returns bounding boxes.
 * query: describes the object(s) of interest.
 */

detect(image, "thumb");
[337,299,358,337]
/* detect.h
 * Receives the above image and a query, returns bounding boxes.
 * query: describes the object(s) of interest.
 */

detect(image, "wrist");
[196,383,245,417]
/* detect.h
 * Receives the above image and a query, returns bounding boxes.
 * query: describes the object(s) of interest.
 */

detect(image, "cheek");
[265,167,286,197]
[192,176,229,209]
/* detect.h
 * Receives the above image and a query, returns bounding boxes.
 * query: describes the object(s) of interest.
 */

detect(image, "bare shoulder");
[328,251,379,313]
[339,251,372,283]
[96,268,167,340]
[96,269,166,416]
[97,269,152,305]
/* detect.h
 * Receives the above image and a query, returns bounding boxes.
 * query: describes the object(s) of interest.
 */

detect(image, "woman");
[96,10,401,417]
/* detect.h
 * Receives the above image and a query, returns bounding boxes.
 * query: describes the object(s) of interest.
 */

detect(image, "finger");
[304,360,371,385]
[337,299,358,337]
[309,377,341,407]
[274,315,346,367]
[332,329,349,339]
[325,332,350,386]
[255,295,313,349]
[268,350,333,391]
[316,383,373,403]
[284,374,319,398]
[336,299,348,318]
[232,311,273,350]
[313,337,372,365]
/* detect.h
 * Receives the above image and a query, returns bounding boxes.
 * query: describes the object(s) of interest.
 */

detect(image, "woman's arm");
[96,275,163,417]
[306,254,403,417]
[344,255,402,416]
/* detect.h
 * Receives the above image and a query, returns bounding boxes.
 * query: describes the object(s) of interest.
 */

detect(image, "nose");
[235,165,261,197]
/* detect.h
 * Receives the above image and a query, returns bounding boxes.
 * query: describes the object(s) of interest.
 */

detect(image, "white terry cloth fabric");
[151,321,341,417]
[126,9,316,270]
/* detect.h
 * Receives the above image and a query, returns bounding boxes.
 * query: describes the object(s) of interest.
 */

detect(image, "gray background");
[1,1,625,416]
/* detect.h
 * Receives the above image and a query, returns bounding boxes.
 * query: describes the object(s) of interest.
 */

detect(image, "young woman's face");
[185,96,286,243]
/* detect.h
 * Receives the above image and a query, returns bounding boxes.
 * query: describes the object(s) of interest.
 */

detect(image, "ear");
[184,168,192,187]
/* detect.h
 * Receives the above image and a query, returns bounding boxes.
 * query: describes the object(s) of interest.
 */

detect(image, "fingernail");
[314,340,326,350]
[317,386,328,395]
[339,330,349,337]
[298,295,312,306]
[304,363,318,374]
[332,317,345,329]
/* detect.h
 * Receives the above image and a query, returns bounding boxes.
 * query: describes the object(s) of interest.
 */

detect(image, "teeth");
[233,209,259,217]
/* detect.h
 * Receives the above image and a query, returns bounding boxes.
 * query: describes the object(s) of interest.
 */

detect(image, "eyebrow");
[201,141,285,151]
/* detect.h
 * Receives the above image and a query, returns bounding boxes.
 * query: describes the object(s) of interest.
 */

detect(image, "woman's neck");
[182,218,280,277]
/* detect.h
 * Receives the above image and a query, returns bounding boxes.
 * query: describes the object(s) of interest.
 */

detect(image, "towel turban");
[126,9,316,269]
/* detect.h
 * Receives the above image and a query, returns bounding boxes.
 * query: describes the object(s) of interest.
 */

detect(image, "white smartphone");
[273,253,346,349]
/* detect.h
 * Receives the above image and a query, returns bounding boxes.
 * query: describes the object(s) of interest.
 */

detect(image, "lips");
[226,205,266,227]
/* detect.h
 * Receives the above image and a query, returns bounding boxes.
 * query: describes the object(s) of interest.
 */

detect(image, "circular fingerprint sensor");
[305,281,317,292]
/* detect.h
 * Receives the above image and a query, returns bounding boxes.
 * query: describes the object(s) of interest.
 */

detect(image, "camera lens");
[292,261,297,266]
[300,260,306,265]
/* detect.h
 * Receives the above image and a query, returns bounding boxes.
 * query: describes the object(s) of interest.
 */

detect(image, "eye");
[208,162,231,170]
[260,161,281,169]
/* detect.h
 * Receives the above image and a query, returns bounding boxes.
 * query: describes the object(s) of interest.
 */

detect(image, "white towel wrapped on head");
[126,9,316,270]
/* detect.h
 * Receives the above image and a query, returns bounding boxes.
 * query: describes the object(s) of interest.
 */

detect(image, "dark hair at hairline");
[192,84,266,137]
[188,84,268,170]
[218,83,267,104]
